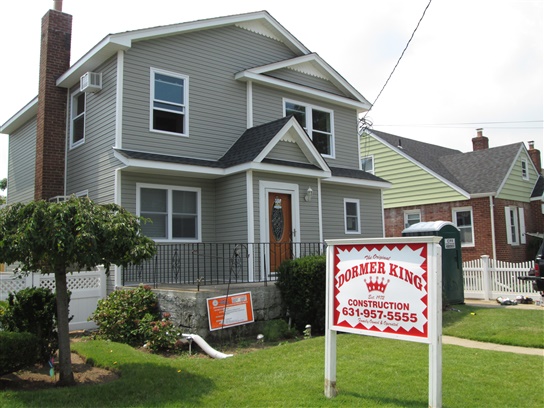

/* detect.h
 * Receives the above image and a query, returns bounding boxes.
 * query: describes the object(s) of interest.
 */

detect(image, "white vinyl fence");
[0,268,107,331]
[463,256,537,300]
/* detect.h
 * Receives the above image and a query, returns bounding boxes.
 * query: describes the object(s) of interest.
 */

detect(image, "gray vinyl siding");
[122,25,296,160]
[120,172,216,241]
[266,140,310,163]
[321,183,384,240]
[66,56,118,204]
[252,84,360,169]
[214,173,248,242]
[7,118,37,204]
[267,68,346,97]
[252,172,320,243]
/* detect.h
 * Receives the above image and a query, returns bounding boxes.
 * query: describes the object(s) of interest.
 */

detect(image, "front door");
[269,193,293,272]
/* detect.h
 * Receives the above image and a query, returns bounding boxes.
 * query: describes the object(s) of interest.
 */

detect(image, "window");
[505,206,526,245]
[70,91,85,148]
[521,159,529,180]
[151,68,188,135]
[404,210,421,228]
[344,199,360,234]
[137,184,200,241]
[284,100,334,157]
[452,207,474,246]
[361,155,374,174]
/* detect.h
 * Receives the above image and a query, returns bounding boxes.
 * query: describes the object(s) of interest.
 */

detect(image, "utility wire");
[361,0,433,127]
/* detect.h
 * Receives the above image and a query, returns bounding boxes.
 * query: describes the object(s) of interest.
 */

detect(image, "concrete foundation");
[152,283,283,341]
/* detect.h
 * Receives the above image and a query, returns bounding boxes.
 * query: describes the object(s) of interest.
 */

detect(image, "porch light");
[305,186,313,202]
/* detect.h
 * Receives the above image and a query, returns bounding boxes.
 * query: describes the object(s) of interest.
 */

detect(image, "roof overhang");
[321,175,391,190]
[0,97,38,134]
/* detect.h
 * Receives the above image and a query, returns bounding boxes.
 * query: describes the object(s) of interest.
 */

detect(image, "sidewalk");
[442,298,544,356]
[443,335,544,356]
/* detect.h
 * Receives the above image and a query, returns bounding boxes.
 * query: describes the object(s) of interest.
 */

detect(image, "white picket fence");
[0,268,107,331]
[463,256,537,300]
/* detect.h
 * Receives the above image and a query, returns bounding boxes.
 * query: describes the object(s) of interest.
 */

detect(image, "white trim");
[149,67,189,137]
[321,175,391,190]
[136,182,201,242]
[247,81,253,129]
[343,198,361,234]
[518,207,526,244]
[504,206,520,246]
[452,206,475,247]
[74,190,89,198]
[489,196,497,261]
[115,50,124,148]
[246,171,255,281]
[259,181,300,279]
[69,91,86,150]
[236,71,369,112]
[114,168,122,205]
[318,178,323,243]
[283,98,335,158]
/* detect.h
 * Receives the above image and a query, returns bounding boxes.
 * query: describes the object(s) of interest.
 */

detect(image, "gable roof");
[369,129,529,195]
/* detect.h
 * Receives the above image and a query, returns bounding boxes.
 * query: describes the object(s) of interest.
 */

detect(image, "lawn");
[0,306,542,407]
[442,304,544,348]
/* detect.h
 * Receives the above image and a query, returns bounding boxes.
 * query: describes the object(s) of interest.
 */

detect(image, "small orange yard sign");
[207,292,254,331]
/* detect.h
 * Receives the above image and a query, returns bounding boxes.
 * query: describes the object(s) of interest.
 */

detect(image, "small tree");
[0,197,156,386]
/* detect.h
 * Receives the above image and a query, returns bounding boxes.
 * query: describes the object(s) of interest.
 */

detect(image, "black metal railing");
[122,242,325,287]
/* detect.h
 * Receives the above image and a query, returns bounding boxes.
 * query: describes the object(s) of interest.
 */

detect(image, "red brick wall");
[384,197,539,262]
[34,9,72,200]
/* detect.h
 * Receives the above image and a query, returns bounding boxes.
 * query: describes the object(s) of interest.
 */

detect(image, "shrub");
[275,255,327,334]
[139,312,185,353]
[90,285,161,346]
[0,331,39,375]
[262,319,296,342]
[0,287,59,363]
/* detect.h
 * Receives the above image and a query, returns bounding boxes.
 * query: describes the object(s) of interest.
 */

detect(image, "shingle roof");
[330,166,387,183]
[532,175,544,198]
[371,129,524,194]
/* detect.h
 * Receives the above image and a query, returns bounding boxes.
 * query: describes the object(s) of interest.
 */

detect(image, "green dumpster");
[402,221,464,305]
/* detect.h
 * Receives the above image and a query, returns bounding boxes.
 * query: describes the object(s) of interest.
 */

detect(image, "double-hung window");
[151,68,188,135]
[70,91,85,148]
[284,100,334,157]
[137,184,200,241]
[505,206,526,245]
[344,198,360,234]
[452,207,474,246]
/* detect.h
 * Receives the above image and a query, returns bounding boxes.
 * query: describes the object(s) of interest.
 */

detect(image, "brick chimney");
[472,128,489,151]
[34,1,72,200]
[527,141,542,174]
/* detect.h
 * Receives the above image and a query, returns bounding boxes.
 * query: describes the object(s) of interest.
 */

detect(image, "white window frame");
[361,155,374,174]
[283,98,335,158]
[136,183,201,242]
[521,158,529,180]
[404,210,421,228]
[505,206,520,246]
[150,68,189,136]
[452,206,474,247]
[70,90,86,149]
[344,198,361,234]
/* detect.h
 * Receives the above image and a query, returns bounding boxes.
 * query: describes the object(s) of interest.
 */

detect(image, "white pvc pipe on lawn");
[182,333,233,359]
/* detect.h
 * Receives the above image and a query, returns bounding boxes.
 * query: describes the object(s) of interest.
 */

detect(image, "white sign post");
[324,237,443,407]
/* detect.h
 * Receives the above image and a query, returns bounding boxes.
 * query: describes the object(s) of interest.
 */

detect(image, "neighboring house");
[0,7,390,285]
[361,128,544,262]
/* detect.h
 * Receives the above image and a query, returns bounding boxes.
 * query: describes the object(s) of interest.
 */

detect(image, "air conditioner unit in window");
[80,72,102,93]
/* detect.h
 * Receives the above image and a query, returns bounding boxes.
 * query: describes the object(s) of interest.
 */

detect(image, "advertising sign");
[324,237,443,406]
[331,241,431,342]
[207,292,254,331]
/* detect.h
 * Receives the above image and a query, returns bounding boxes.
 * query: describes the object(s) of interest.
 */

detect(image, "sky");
[0,0,542,187]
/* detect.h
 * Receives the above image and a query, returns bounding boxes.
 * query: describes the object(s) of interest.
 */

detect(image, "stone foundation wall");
[153,283,282,341]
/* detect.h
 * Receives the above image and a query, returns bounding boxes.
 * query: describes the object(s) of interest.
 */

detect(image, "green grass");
[0,333,542,408]
[1,306,542,407]
[443,304,544,348]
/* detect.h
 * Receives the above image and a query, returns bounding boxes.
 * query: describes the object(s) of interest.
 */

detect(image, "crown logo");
[365,277,390,293]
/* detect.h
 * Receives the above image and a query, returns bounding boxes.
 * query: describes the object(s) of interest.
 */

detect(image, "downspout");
[489,195,497,261]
